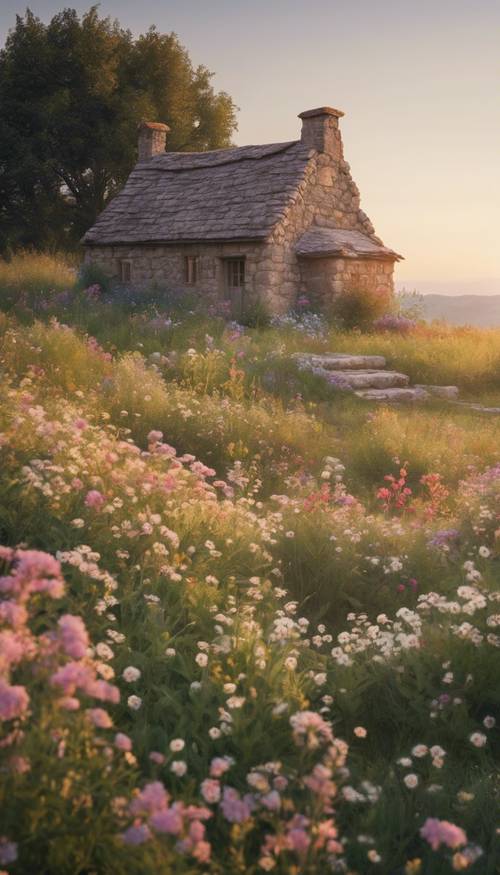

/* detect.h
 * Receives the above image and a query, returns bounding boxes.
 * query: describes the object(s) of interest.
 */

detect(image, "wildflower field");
[0,253,499,874]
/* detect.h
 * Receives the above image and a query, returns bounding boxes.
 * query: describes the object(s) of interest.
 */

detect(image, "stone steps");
[293,353,386,370]
[294,351,461,403]
[324,369,410,390]
[354,387,430,402]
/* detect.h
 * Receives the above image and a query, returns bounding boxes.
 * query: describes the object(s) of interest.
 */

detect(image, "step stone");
[294,353,387,371]
[354,387,430,402]
[326,369,410,390]
[415,384,459,400]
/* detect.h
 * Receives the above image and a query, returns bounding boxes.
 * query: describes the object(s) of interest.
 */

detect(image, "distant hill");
[419,295,500,327]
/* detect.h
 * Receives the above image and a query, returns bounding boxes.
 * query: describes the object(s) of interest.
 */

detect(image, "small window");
[225,258,245,291]
[184,255,199,284]
[118,259,132,282]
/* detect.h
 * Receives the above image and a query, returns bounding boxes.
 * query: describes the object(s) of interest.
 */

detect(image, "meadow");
[0,253,499,874]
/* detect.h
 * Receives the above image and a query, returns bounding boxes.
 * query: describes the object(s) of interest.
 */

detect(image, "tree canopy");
[0,6,238,251]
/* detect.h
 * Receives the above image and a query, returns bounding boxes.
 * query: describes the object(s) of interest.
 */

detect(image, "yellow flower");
[405,861,422,875]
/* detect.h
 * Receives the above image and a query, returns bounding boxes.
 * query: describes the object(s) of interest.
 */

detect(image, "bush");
[331,285,393,330]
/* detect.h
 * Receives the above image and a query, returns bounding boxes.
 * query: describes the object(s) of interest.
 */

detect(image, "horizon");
[1,0,499,292]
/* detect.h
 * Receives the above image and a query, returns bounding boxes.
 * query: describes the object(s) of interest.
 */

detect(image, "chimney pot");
[138,121,170,161]
[298,106,344,158]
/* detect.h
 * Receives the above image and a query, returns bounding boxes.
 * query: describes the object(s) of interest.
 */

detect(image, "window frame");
[224,257,246,294]
[184,255,199,285]
[118,259,132,283]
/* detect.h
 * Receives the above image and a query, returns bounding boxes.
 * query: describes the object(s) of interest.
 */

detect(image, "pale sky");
[2,0,499,290]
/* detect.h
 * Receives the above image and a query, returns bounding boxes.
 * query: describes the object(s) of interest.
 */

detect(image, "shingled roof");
[83,141,313,245]
[295,228,402,260]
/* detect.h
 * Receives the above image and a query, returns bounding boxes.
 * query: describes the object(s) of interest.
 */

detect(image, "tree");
[0,7,238,251]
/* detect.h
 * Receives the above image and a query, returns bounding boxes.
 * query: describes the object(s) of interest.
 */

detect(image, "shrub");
[330,285,393,330]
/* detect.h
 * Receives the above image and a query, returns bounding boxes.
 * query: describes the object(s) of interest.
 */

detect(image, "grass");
[0,252,499,875]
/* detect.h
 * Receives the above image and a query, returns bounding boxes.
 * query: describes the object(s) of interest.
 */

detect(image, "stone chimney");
[137,121,170,160]
[298,107,344,159]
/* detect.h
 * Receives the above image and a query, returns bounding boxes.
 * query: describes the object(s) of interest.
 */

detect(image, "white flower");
[209,727,221,739]
[469,732,487,748]
[223,683,237,694]
[313,672,327,686]
[284,656,297,671]
[403,773,419,789]
[122,666,141,683]
[411,744,428,758]
[483,715,496,729]
[478,546,490,558]
[354,726,367,738]
[96,642,114,661]
[397,757,413,768]
[127,695,142,711]
[196,653,208,668]
[165,647,176,657]
[169,738,185,752]
[170,760,187,776]
[226,696,246,709]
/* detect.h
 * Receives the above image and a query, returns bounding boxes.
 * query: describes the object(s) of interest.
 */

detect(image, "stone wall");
[83,241,267,312]
[299,256,394,310]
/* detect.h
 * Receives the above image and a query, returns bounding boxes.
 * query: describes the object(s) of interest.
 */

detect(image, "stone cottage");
[82,107,402,315]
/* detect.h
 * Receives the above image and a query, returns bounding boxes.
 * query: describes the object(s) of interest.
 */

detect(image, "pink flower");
[147,430,163,444]
[288,827,311,855]
[149,751,165,765]
[58,696,80,710]
[115,732,132,752]
[420,818,467,851]
[88,708,113,728]
[0,680,29,721]
[200,778,221,804]
[150,806,184,835]
[130,782,169,817]
[58,614,89,659]
[220,787,252,823]
[84,490,105,510]
[0,601,27,627]
[192,840,211,863]
[51,661,95,695]
[122,823,151,845]
[0,631,26,668]
[209,756,233,777]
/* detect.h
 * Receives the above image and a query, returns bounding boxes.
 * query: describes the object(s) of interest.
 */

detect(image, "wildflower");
[354,726,367,738]
[483,715,496,728]
[220,786,252,823]
[87,708,113,728]
[195,653,208,668]
[165,647,176,657]
[122,666,141,683]
[420,818,467,850]
[469,732,487,747]
[411,744,428,758]
[58,614,89,659]
[122,824,151,845]
[169,738,185,752]
[284,656,297,671]
[84,489,105,509]
[149,751,166,765]
[127,695,142,711]
[170,760,187,776]
[403,774,419,789]
[200,778,221,803]
[115,733,133,752]
[478,546,490,558]
[0,681,29,721]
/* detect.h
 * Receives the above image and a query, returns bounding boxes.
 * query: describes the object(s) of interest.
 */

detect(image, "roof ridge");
[136,140,305,173]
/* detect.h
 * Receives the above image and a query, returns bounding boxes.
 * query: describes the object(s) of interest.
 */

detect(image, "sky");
[1,0,499,291]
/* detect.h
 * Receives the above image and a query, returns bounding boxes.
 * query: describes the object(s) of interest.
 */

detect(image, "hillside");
[421,294,500,327]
